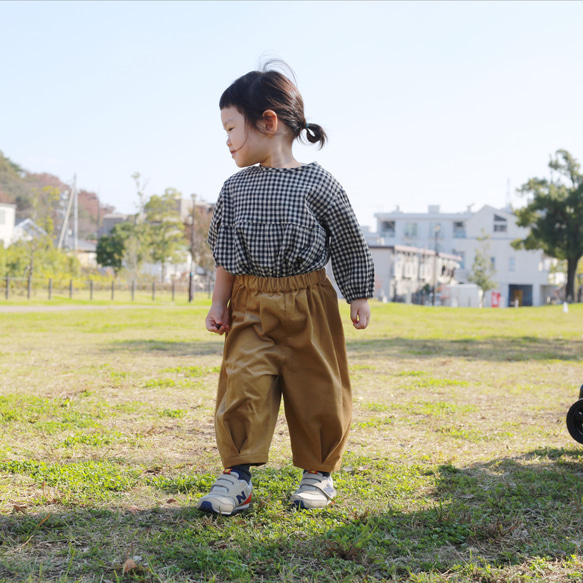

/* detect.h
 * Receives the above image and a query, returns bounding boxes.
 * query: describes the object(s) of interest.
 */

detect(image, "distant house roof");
[63,234,97,252]
[102,213,129,220]
[13,218,46,240]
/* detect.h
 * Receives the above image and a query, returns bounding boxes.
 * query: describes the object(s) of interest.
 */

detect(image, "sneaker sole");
[197,500,250,516]
[289,499,331,510]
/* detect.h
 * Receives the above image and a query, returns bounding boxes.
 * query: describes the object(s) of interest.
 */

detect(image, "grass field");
[0,299,582,582]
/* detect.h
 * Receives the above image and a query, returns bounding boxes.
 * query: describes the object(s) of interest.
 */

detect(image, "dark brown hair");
[219,64,327,148]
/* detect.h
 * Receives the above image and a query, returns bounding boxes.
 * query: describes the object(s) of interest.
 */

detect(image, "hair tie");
[305,122,310,130]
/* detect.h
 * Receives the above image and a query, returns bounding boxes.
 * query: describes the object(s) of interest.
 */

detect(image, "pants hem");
[292,457,343,473]
[221,453,269,468]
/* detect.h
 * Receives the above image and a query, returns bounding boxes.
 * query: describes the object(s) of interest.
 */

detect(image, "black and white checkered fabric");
[207,162,374,303]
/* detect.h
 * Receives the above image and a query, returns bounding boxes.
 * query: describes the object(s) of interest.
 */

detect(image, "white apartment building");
[369,204,560,307]
[0,203,16,247]
[326,243,461,305]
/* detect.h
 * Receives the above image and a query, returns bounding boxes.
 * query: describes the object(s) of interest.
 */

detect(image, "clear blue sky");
[2,1,582,228]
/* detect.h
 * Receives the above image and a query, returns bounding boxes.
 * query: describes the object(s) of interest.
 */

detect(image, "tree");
[24,185,61,278]
[124,173,151,279]
[512,149,583,301]
[144,188,186,281]
[184,194,214,275]
[468,232,497,305]
[96,222,149,277]
[96,225,127,276]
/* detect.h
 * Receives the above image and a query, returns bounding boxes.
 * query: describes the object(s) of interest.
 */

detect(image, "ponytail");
[304,122,327,149]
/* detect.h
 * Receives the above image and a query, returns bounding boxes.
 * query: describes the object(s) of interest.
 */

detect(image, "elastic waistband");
[234,269,327,293]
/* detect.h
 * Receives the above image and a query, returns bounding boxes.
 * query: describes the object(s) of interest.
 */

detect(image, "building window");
[380,220,395,237]
[404,222,418,238]
[491,257,496,270]
[493,214,507,233]
[509,257,515,272]
[453,221,466,238]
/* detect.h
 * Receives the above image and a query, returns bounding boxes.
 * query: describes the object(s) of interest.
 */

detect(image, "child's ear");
[261,110,278,134]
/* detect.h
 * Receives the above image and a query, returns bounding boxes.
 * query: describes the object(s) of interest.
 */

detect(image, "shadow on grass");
[104,335,583,363]
[1,447,583,581]
[347,335,583,362]
[107,339,224,357]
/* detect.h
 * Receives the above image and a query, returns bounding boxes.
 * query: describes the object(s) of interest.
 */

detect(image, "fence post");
[188,272,193,303]
[90,280,93,301]
[69,279,73,299]
[48,278,52,300]
[27,276,32,299]
[131,280,136,302]
[152,281,156,301]
[172,281,175,302]
[5,276,9,300]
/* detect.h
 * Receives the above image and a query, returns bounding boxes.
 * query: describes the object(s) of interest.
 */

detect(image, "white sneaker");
[196,470,252,515]
[289,471,336,509]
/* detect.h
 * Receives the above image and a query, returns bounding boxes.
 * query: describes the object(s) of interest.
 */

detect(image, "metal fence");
[2,276,213,302]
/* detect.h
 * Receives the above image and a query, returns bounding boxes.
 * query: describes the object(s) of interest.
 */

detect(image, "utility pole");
[188,193,197,303]
[73,181,78,253]
[57,175,77,250]
[432,224,440,306]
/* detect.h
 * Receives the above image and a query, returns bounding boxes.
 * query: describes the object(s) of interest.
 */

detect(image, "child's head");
[219,64,327,149]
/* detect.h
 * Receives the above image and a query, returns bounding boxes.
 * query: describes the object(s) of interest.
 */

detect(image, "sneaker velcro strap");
[299,475,335,500]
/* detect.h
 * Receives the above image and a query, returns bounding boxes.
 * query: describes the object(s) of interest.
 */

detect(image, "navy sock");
[229,465,251,483]
[305,470,330,478]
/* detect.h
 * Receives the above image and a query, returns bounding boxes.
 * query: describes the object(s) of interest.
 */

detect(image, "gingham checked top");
[207,162,374,303]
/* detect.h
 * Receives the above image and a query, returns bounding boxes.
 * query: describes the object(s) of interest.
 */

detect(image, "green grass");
[0,300,582,581]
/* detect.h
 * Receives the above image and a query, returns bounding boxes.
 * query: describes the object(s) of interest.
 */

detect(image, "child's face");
[221,106,268,168]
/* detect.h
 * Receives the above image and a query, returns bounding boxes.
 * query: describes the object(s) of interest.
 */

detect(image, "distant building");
[0,203,16,247]
[370,204,562,306]
[99,213,130,237]
[371,245,461,304]
[176,197,214,222]
[13,218,46,242]
[62,234,98,268]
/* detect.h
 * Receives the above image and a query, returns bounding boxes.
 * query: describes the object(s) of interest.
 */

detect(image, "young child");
[197,64,374,515]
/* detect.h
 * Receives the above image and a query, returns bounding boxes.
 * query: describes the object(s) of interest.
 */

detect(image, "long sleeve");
[320,188,375,303]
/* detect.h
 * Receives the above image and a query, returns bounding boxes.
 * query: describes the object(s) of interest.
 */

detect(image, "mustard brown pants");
[214,269,352,473]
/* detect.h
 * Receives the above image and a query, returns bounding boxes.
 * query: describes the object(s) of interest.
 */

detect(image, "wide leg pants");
[214,269,352,473]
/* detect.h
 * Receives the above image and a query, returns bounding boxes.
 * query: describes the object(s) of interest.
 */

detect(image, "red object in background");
[491,292,501,308]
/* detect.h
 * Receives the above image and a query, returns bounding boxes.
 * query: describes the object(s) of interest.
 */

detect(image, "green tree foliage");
[0,237,80,279]
[0,185,82,279]
[144,188,186,281]
[468,232,497,304]
[184,195,214,275]
[95,222,150,277]
[96,224,127,276]
[20,186,62,278]
[96,173,211,281]
[512,150,583,301]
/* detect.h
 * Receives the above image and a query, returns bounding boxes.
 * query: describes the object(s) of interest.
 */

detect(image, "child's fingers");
[205,316,222,333]
[353,316,367,329]
[351,304,370,329]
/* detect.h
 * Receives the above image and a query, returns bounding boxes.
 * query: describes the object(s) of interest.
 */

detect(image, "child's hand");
[205,303,230,335]
[350,299,371,330]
